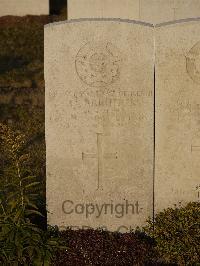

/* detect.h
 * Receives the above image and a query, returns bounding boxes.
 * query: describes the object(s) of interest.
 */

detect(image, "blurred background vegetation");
[0,0,68,224]
[0,0,67,89]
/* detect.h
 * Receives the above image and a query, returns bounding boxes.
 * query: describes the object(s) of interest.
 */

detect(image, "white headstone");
[0,0,49,17]
[68,0,200,24]
[45,19,154,232]
[68,0,140,20]
[141,0,200,24]
[155,19,200,212]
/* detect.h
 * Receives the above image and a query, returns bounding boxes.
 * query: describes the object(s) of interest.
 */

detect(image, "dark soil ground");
[51,229,171,266]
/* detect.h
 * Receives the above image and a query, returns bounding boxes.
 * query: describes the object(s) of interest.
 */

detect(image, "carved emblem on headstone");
[75,42,121,87]
[186,41,200,84]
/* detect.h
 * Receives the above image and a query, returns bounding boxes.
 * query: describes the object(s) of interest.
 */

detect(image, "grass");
[0,1,66,88]
[0,14,66,89]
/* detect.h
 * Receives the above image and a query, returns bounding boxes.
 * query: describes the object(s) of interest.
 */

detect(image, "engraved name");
[70,90,153,108]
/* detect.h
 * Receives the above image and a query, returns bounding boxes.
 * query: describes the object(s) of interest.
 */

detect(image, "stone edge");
[44,18,154,28]
[44,17,200,29]
[155,17,200,27]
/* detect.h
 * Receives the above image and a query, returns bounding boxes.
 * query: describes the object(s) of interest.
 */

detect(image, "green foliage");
[0,221,63,265]
[145,202,200,265]
[0,104,46,215]
[0,123,65,265]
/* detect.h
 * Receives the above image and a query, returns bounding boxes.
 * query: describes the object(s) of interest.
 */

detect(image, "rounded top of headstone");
[44,18,154,29]
[44,17,200,30]
[155,16,200,27]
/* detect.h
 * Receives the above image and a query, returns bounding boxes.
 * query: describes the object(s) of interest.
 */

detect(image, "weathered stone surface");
[68,0,200,24]
[45,20,154,231]
[0,0,49,17]
[155,19,200,212]
[68,0,140,20]
[141,0,200,24]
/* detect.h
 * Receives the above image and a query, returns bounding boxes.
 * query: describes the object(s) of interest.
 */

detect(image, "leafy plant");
[0,105,46,229]
[144,202,200,265]
[0,123,65,265]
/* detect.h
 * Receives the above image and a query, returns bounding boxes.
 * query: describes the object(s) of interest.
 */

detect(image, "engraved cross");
[172,7,178,20]
[82,133,118,191]
[172,0,180,20]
